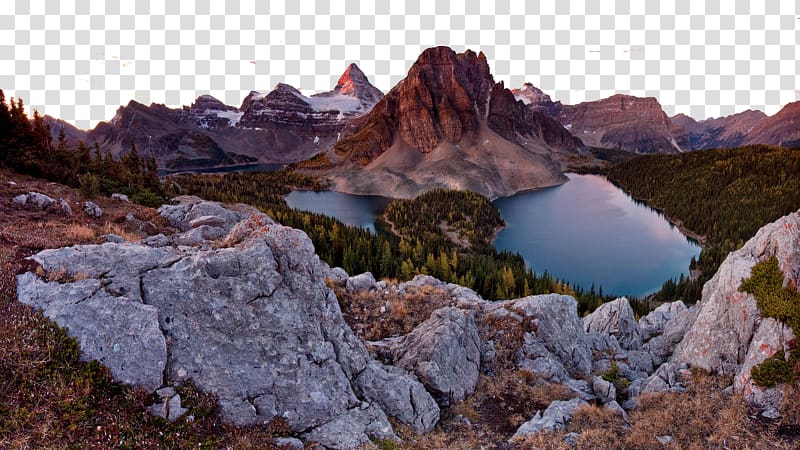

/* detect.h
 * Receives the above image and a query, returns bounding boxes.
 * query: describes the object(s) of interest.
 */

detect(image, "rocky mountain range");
[15,194,799,448]
[45,63,384,172]
[41,45,800,192]
[512,82,800,153]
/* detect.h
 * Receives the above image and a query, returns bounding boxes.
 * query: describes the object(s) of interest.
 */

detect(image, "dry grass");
[100,221,141,242]
[336,283,455,341]
[62,223,97,242]
[514,370,799,450]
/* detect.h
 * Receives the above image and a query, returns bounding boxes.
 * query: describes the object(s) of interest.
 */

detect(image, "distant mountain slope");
[744,101,800,148]
[45,64,383,172]
[670,110,767,150]
[326,46,583,199]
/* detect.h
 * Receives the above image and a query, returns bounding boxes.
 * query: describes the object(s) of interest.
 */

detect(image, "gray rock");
[517,333,570,382]
[59,198,73,215]
[188,214,228,229]
[640,362,687,394]
[325,267,349,284]
[670,210,800,408]
[13,191,56,210]
[172,225,226,246]
[510,398,588,441]
[563,432,580,448]
[592,376,616,404]
[104,234,126,244]
[156,387,176,398]
[12,194,27,205]
[639,300,687,341]
[761,407,781,420]
[345,272,377,292]
[604,400,628,419]
[643,305,699,366]
[352,361,439,433]
[734,317,792,410]
[16,199,425,444]
[158,196,247,232]
[656,435,673,445]
[507,294,593,375]
[111,193,129,202]
[564,378,596,402]
[382,307,481,406]
[586,332,622,354]
[584,297,642,350]
[272,437,304,450]
[16,272,166,391]
[302,404,397,450]
[142,234,172,248]
[167,394,188,422]
[83,201,103,218]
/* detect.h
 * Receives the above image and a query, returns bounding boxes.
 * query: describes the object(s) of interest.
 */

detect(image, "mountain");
[59,64,382,172]
[515,90,683,154]
[670,110,767,150]
[744,101,800,147]
[326,46,583,199]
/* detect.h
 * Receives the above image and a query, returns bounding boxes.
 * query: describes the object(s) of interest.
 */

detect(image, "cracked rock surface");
[16,197,439,447]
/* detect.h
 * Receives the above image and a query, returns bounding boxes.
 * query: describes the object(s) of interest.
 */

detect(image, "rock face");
[17,197,441,447]
[659,210,800,408]
[584,297,642,350]
[328,46,581,200]
[744,101,800,148]
[671,110,767,150]
[558,95,682,154]
[81,64,382,172]
[372,307,481,406]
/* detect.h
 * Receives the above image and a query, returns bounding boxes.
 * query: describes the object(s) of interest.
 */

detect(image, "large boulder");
[510,398,588,442]
[583,297,642,350]
[504,294,593,375]
[665,210,800,409]
[17,198,440,447]
[13,191,56,210]
[375,307,481,406]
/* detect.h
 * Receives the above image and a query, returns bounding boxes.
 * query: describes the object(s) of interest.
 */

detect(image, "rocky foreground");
[15,196,800,448]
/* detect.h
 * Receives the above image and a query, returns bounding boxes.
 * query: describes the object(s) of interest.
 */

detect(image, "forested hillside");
[608,145,800,302]
[167,173,627,314]
[0,91,163,206]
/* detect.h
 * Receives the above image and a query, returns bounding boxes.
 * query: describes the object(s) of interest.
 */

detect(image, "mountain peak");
[324,63,383,110]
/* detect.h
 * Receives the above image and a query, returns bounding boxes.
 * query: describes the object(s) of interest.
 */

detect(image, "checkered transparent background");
[1,0,798,129]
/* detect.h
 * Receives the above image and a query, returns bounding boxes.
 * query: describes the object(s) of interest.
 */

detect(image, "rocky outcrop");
[371,307,481,406]
[510,398,588,441]
[17,197,443,448]
[654,210,800,409]
[505,294,593,375]
[584,297,643,350]
[639,300,687,341]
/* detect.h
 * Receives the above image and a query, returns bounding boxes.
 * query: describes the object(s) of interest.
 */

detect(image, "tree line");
[0,91,163,206]
[608,145,800,303]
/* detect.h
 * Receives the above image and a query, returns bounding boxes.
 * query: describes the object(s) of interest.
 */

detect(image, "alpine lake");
[286,173,701,297]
